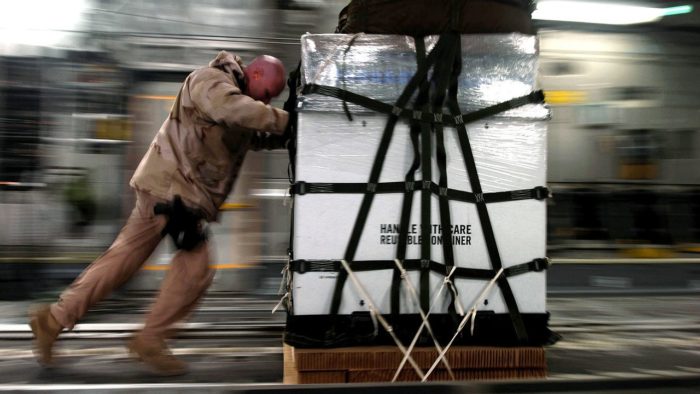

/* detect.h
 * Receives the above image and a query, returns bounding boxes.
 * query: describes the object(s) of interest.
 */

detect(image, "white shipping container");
[288,33,550,327]
[292,110,548,316]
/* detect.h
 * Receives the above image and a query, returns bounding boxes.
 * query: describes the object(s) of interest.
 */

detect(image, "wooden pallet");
[283,344,547,384]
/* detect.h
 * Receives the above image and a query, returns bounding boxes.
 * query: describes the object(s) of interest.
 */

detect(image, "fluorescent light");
[663,5,693,17]
[0,0,87,46]
[533,1,692,25]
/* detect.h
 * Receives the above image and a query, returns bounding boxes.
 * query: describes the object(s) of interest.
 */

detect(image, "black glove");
[154,195,207,251]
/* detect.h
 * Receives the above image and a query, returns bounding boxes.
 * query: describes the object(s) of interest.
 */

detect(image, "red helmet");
[244,55,286,104]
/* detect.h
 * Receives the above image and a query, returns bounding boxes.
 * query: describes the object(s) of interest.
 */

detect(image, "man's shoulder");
[189,67,239,87]
[189,66,223,81]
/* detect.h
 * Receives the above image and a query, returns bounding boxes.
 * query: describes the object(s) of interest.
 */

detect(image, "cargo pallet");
[283,344,546,384]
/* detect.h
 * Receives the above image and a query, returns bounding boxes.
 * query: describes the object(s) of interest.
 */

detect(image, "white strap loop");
[272,292,289,314]
[339,259,426,380]
[390,260,455,382]
[443,266,466,317]
[393,263,461,381]
[422,267,504,382]
[272,260,293,314]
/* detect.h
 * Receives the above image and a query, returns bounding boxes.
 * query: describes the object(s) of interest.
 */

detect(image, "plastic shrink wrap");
[288,34,550,344]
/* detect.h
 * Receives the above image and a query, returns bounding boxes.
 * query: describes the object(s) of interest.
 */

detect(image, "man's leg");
[51,191,167,328]
[128,241,214,375]
[30,191,166,365]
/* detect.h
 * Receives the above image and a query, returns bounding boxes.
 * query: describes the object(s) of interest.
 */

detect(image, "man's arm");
[249,130,290,151]
[189,68,288,135]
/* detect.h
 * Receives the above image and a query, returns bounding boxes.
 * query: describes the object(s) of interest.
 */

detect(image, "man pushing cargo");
[29,51,289,376]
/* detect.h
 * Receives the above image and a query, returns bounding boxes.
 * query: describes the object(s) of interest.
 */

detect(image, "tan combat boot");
[127,335,188,376]
[28,304,63,366]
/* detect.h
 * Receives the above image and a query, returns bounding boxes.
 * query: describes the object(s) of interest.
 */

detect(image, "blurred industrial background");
[0,0,699,391]
[1,0,699,297]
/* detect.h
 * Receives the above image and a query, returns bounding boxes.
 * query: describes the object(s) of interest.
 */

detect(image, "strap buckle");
[531,90,545,103]
[506,257,550,277]
[295,259,344,273]
[531,257,551,272]
[420,259,430,269]
[533,186,550,200]
[294,181,307,196]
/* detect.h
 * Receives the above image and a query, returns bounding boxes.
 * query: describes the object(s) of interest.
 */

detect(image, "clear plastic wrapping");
[292,34,549,316]
[300,33,547,118]
[293,111,547,315]
[296,112,547,192]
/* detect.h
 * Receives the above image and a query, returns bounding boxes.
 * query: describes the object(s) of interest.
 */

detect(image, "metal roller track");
[0,376,698,393]
[3,319,700,340]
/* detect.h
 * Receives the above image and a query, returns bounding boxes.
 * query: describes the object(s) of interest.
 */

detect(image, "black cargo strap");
[392,120,425,316]
[284,62,301,184]
[328,33,453,317]
[392,37,430,317]
[302,83,544,127]
[284,63,302,314]
[340,34,362,121]
[291,181,550,203]
[291,257,550,278]
[415,33,460,312]
[432,34,462,315]
[446,36,528,343]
